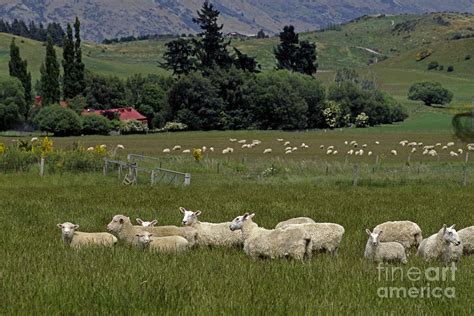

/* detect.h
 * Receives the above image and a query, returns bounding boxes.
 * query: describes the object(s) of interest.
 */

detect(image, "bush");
[438,65,444,71]
[35,105,82,136]
[447,65,454,72]
[120,120,148,134]
[355,112,369,127]
[81,114,112,135]
[408,82,453,106]
[159,122,188,132]
[0,78,27,130]
[427,61,439,70]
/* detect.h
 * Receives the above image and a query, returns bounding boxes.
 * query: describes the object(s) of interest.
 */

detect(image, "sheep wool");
[275,217,316,229]
[457,226,474,255]
[373,221,422,250]
[365,229,407,264]
[417,225,463,263]
[57,222,117,249]
[136,231,189,253]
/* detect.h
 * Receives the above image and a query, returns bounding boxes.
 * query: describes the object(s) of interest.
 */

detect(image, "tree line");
[0,18,64,45]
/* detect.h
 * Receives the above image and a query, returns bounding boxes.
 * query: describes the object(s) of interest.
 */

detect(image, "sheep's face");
[229,213,255,231]
[366,229,381,246]
[180,207,201,226]
[107,215,129,233]
[136,231,153,247]
[57,222,79,238]
[136,218,158,227]
[442,225,461,246]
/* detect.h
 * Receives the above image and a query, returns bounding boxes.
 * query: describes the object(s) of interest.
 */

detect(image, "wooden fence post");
[39,157,45,176]
[103,158,108,176]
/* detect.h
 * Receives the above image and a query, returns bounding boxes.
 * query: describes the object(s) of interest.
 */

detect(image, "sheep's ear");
[57,224,63,229]
[151,220,158,226]
[378,230,383,236]
[442,224,447,232]
[248,213,255,219]
[119,218,124,224]
[194,211,202,216]
[450,224,456,230]
[365,229,371,235]
[73,224,79,229]
[179,207,187,214]
[243,213,250,219]
[136,218,143,225]
[149,233,154,237]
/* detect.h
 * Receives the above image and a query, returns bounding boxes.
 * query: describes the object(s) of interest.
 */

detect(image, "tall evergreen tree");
[274,25,299,71]
[9,38,32,109]
[73,17,85,96]
[40,36,60,105]
[62,24,75,99]
[162,38,196,76]
[294,41,318,76]
[193,1,232,69]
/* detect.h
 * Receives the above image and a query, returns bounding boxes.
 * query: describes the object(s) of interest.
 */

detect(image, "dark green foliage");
[193,1,232,69]
[81,114,112,135]
[73,17,86,96]
[232,48,260,73]
[162,38,196,76]
[84,73,127,109]
[35,105,82,136]
[0,18,64,44]
[67,95,88,114]
[8,38,32,107]
[427,61,439,70]
[39,36,60,105]
[0,78,26,130]
[274,25,318,75]
[167,73,225,130]
[63,18,86,99]
[257,29,268,38]
[408,82,453,106]
[447,65,454,72]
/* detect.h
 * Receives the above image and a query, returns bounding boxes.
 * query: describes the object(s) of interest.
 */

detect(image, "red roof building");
[82,107,147,123]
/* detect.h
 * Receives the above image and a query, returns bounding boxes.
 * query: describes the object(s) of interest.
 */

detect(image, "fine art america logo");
[377,263,457,299]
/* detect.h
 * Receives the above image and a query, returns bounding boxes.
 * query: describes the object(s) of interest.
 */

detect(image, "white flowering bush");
[322,101,342,128]
[355,112,369,128]
[161,122,188,132]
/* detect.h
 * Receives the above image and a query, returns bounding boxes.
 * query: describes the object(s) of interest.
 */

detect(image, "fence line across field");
[103,157,191,186]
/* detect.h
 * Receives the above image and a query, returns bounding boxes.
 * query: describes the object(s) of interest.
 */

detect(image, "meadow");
[1,128,474,314]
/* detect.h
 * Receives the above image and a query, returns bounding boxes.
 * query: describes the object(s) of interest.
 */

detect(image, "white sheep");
[136,231,189,253]
[364,229,407,264]
[458,149,463,154]
[222,147,233,154]
[284,141,291,146]
[399,140,408,146]
[320,145,325,149]
[107,215,197,247]
[229,138,237,142]
[447,142,455,147]
[450,151,459,157]
[180,207,243,248]
[417,224,463,263]
[263,148,272,154]
[344,141,349,145]
[275,217,316,229]
[277,138,284,142]
[407,142,417,147]
[292,147,297,151]
[390,150,398,156]
[347,149,354,155]
[442,146,448,150]
[229,213,312,260]
[210,147,215,152]
[375,141,380,145]
[373,221,422,250]
[327,145,334,150]
[457,226,474,255]
[285,150,292,154]
[163,148,171,153]
[172,145,181,151]
[332,150,338,155]
[237,140,246,144]
[411,147,417,153]
[283,223,345,256]
[136,218,158,227]
[368,151,373,156]
[87,147,94,151]
[182,149,191,153]
[301,143,309,149]
[201,146,207,152]
[326,149,333,155]
[57,222,117,249]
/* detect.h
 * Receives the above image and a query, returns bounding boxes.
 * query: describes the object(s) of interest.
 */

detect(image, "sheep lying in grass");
[372,221,422,250]
[417,224,462,263]
[275,217,316,229]
[57,222,117,249]
[180,207,243,248]
[136,231,189,253]
[282,223,345,256]
[229,213,312,260]
[364,229,407,264]
[457,226,474,255]
[136,218,158,228]
[107,215,197,247]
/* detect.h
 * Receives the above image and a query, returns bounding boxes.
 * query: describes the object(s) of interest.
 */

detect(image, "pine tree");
[9,38,32,109]
[233,48,260,73]
[294,41,318,76]
[73,17,85,96]
[40,36,60,105]
[62,24,75,99]
[162,38,196,76]
[193,1,232,69]
[274,25,299,71]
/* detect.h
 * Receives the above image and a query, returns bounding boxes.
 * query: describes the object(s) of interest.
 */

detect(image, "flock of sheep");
[57,209,473,264]
[159,138,474,159]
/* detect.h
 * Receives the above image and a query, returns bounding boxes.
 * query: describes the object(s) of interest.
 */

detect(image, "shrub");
[160,121,188,132]
[322,101,343,128]
[0,78,27,130]
[438,65,444,71]
[120,120,148,134]
[416,49,432,61]
[81,114,112,135]
[447,65,454,72]
[408,82,453,106]
[35,105,82,136]
[427,61,439,70]
[355,112,369,127]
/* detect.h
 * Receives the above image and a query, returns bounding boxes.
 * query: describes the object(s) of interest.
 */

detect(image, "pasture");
[1,129,473,314]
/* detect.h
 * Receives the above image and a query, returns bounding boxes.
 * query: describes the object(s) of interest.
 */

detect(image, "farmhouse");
[81,108,147,123]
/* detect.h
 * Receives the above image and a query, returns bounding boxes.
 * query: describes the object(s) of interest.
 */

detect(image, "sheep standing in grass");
[282,223,345,256]
[57,222,117,249]
[364,229,407,264]
[229,213,312,260]
[457,226,474,255]
[417,224,462,263]
[275,217,316,229]
[372,221,422,250]
[180,207,243,248]
[263,148,272,154]
[136,231,189,253]
[107,215,197,247]
[136,218,158,228]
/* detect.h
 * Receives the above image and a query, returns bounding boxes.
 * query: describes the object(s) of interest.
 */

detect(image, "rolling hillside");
[0,0,473,41]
